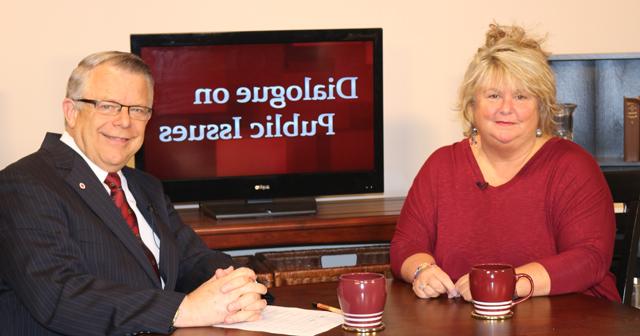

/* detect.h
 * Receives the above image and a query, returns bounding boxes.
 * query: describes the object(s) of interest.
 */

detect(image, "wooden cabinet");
[178,197,404,250]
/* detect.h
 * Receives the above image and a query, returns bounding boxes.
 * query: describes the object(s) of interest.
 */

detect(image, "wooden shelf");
[178,197,404,250]
[598,157,640,170]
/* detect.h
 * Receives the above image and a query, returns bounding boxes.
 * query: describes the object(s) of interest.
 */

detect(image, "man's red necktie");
[105,173,161,281]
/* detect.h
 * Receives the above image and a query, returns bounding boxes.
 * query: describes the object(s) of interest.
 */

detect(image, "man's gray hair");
[66,51,154,99]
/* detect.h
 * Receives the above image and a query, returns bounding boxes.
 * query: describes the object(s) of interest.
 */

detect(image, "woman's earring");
[535,128,542,137]
[471,127,478,145]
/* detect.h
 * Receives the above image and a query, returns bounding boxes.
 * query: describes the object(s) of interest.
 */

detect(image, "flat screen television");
[131,28,383,218]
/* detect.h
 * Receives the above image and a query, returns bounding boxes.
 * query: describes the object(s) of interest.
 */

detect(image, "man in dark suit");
[0,51,267,335]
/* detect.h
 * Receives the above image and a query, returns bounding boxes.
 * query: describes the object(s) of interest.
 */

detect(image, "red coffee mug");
[337,272,386,332]
[469,263,534,319]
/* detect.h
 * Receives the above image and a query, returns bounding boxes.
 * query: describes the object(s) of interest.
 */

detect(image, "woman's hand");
[412,264,459,299]
[454,273,472,301]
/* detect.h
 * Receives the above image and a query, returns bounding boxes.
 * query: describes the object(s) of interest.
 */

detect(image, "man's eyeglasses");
[73,98,153,121]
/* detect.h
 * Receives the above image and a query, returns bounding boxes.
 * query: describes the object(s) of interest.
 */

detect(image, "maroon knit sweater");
[391,137,620,301]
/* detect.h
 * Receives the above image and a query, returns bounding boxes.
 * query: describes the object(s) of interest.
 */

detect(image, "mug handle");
[512,273,534,305]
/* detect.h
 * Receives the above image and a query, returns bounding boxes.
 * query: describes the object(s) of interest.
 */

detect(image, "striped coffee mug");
[470,263,534,320]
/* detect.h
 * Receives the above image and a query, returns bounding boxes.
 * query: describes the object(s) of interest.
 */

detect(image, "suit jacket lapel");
[43,133,161,287]
[125,169,179,290]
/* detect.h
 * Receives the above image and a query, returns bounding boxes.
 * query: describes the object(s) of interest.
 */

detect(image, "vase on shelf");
[554,103,577,140]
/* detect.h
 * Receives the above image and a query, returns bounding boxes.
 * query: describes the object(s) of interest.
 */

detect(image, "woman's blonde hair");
[458,23,560,137]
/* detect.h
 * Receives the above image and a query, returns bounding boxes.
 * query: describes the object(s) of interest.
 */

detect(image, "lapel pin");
[79,182,86,190]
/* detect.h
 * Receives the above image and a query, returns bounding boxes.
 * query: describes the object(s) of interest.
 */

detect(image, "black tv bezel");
[131,28,383,203]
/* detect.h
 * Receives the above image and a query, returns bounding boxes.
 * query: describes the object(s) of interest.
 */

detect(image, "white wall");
[3,0,640,197]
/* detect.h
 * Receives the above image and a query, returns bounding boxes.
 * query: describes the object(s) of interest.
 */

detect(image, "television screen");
[131,28,383,207]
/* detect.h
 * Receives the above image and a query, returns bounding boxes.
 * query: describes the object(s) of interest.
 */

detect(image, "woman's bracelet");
[413,262,436,282]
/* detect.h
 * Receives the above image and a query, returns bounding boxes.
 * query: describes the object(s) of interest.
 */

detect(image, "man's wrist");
[172,295,189,328]
[172,308,180,328]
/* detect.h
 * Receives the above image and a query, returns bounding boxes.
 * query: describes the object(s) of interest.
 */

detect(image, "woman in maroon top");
[390,23,620,302]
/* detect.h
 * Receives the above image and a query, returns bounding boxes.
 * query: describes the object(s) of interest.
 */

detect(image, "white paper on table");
[213,305,343,336]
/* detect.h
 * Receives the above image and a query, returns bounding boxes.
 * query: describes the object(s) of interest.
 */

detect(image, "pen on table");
[312,302,343,315]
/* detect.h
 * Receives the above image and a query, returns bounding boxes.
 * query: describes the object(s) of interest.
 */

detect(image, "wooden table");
[179,197,403,249]
[169,280,640,336]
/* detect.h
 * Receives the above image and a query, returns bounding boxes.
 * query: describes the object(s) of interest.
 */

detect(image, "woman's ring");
[418,283,425,290]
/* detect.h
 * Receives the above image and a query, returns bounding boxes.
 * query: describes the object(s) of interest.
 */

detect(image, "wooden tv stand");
[178,197,404,250]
